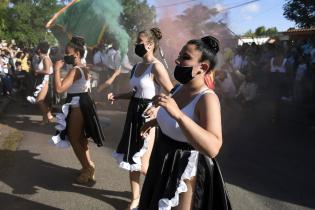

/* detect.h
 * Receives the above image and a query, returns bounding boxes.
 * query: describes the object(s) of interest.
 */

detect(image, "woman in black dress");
[53,36,105,184]
[139,36,230,210]
[108,28,173,209]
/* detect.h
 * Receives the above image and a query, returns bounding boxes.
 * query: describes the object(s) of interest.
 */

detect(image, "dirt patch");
[0,124,23,167]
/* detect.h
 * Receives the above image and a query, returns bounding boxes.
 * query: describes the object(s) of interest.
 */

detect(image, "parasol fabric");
[46,0,130,55]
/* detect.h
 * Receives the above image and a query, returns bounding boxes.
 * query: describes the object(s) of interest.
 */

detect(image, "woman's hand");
[140,119,156,138]
[154,93,183,121]
[143,106,159,120]
[55,60,64,71]
[107,92,116,104]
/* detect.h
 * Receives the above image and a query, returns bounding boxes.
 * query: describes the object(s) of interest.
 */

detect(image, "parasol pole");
[46,0,79,29]
[159,46,169,71]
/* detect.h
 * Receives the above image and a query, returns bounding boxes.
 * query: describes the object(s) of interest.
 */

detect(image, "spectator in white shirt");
[236,72,258,105]
[92,42,108,85]
[215,70,237,101]
[98,40,132,94]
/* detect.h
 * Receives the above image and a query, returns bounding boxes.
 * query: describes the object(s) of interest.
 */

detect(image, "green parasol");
[46,0,130,55]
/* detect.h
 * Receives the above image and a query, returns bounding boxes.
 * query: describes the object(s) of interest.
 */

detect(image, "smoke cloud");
[90,0,130,56]
[155,0,231,71]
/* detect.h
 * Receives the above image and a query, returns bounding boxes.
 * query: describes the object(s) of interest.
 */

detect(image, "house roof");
[284,28,315,34]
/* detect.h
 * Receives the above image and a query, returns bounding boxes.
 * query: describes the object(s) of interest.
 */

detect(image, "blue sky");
[148,0,296,35]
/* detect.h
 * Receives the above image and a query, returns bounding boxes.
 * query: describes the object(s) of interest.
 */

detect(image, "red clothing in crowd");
[204,74,215,90]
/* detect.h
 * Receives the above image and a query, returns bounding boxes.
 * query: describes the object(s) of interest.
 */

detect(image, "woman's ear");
[75,51,80,59]
[200,63,209,73]
[147,41,154,51]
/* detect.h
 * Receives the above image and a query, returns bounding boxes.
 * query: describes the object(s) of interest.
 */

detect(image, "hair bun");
[201,36,220,55]
[71,36,85,47]
[150,27,162,40]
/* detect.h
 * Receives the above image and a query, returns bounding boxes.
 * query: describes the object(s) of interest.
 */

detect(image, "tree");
[0,0,9,38]
[175,4,221,38]
[283,0,315,28]
[244,30,255,37]
[255,26,266,36]
[243,26,278,37]
[158,4,232,71]
[0,0,61,47]
[120,0,156,45]
[266,27,278,36]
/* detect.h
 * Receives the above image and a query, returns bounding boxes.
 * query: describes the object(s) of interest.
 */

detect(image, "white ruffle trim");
[50,96,80,149]
[26,75,49,104]
[158,150,199,210]
[112,135,149,172]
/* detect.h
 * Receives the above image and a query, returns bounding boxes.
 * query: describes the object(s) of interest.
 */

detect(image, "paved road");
[0,97,314,210]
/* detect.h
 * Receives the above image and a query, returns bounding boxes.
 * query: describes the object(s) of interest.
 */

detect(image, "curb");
[0,97,11,117]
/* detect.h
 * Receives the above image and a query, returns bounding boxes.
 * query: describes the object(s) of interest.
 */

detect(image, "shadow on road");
[0,192,61,210]
[0,149,130,210]
[218,100,315,209]
[0,101,55,136]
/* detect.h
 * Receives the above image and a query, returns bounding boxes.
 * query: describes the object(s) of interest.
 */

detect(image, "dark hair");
[16,52,23,59]
[37,41,50,54]
[187,35,220,72]
[67,36,85,58]
[15,61,21,66]
[139,27,162,53]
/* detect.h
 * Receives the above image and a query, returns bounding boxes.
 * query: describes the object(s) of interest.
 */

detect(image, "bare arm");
[54,60,78,93]
[108,91,134,102]
[152,62,173,93]
[36,57,51,75]
[98,69,121,92]
[177,93,222,157]
[156,93,222,158]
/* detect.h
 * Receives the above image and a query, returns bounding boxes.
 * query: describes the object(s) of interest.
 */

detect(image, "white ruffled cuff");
[51,96,80,149]
[158,150,199,210]
[112,136,149,172]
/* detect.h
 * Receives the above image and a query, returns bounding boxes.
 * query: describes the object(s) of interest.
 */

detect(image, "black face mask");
[64,55,75,65]
[135,43,147,57]
[174,65,194,84]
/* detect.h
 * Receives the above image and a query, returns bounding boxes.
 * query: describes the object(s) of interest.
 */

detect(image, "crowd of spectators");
[0,40,36,97]
[2,37,315,121]
[215,38,315,120]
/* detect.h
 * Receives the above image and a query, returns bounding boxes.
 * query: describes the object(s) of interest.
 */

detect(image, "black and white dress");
[51,66,105,148]
[27,56,53,104]
[112,62,161,171]
[138,86,231,210]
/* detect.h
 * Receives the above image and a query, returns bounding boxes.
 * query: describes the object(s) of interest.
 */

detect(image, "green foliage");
[255,26,266,36]
[0,0,61,48]
[0,0,156,49]
[0,0,9,37]
[120,0,156,45]
[243,26,278,37]
[244,30,255,37]
[266,27,278,36]
[283,0,315,28]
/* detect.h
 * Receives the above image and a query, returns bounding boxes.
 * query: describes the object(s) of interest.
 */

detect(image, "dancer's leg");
[172,176,196,210]
[129,171,141,209]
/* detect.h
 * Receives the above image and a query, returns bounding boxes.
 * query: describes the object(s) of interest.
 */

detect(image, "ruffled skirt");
[26,74,50,104]
[112,97,152,171]
[138,130,232,210]
[51,92,105,148]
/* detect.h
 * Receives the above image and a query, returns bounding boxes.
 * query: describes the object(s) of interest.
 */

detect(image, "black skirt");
[51,92,105,148]
[112,96,152,171]
[139,130,232,210]
[26,74,50,104]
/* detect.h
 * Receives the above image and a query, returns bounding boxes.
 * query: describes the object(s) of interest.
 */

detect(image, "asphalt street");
[0,97,314,210]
